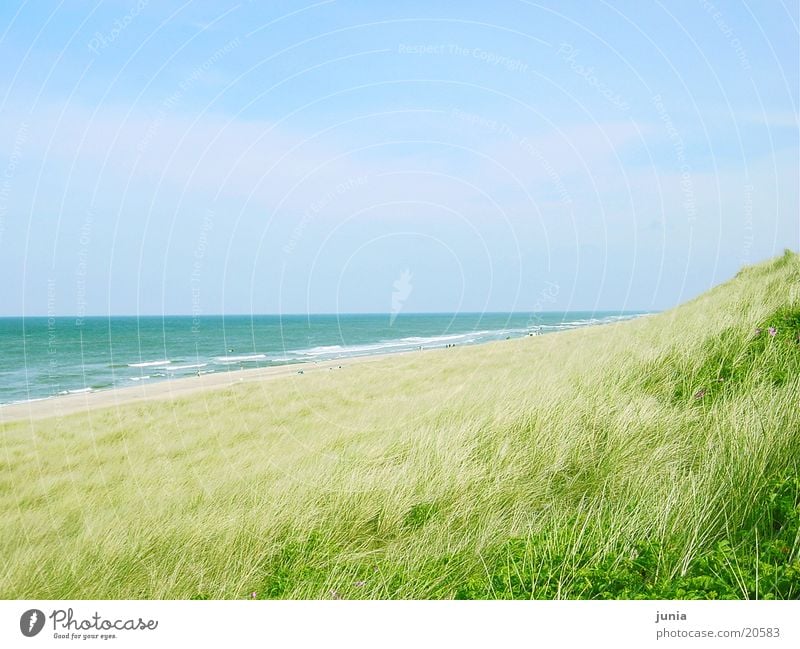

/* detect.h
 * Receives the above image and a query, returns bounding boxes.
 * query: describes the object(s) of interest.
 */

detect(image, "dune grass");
[1,251,799,599]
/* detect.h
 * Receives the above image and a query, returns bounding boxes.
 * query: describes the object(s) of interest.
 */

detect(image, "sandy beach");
[0,346,424,423]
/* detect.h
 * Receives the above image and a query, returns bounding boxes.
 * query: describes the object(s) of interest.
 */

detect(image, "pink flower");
[250,591,257,599]
[768,327,777,337]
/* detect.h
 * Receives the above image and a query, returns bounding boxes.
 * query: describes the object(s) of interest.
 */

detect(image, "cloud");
[2,99,376,214]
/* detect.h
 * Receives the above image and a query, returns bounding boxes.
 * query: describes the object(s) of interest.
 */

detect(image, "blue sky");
[0,0,797,316]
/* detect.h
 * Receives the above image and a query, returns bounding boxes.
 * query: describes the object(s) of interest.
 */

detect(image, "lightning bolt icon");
[28,611,37,632]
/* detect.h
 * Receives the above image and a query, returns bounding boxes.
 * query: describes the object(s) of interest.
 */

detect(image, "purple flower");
[249,591,257,599]
[768,327,777,337]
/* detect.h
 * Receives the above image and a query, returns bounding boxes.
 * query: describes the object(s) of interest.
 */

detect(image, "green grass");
[2,251,799,599]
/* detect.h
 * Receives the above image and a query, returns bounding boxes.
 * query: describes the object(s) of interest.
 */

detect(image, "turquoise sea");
[0,312,647,406]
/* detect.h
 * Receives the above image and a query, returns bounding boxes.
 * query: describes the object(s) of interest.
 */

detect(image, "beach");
[0,311,643,422]
[0,312,639,408]
[0,344,427,423]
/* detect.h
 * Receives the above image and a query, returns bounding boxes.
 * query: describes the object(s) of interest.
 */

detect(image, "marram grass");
[2,251,799,599]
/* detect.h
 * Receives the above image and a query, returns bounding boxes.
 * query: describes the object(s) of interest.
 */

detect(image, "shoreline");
[0,313,649,424]
[0,345,442,423]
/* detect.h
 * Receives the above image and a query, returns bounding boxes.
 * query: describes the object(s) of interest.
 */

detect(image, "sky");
[0,0,797,316]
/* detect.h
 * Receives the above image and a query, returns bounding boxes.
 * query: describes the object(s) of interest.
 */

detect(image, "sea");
[0,312,647,406]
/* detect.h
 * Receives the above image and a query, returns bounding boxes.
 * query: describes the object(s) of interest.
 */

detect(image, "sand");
[0,348,423,423]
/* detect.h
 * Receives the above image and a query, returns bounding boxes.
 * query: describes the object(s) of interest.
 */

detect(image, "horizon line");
[0,309,657,319]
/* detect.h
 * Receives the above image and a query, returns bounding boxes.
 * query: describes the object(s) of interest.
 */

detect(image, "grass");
[1,251,799,599]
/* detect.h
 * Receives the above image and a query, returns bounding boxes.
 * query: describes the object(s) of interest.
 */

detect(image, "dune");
[1,251,798,599]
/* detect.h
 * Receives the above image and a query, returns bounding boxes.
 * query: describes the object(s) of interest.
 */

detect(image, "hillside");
[1,251,798,599]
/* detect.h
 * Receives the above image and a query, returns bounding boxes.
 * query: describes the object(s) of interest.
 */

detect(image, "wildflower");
[694,389,706,399]
[754,328,762,335]
[250,591,257,599]
[768,327,777,337]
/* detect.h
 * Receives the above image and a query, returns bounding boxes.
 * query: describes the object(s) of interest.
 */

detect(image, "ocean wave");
[166,363,208,371]
[57,387,93,395]
[0,396,53,407]
[128,360,171,368]
[213,354,267,364]
[296,345,343,355]
[400,331,493,344]
[288,330,499,358]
